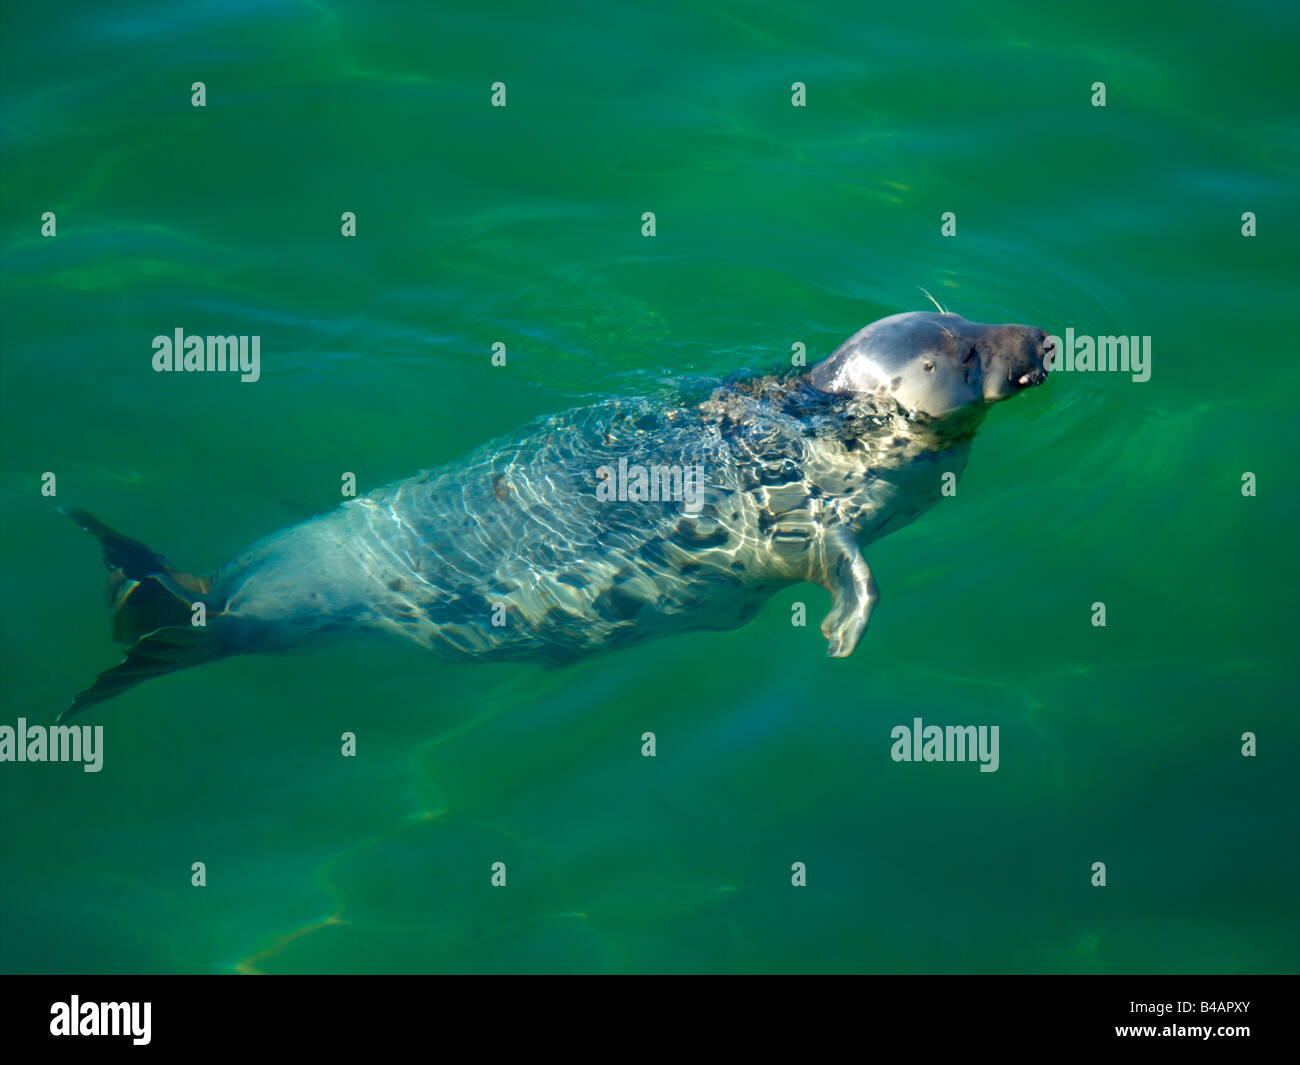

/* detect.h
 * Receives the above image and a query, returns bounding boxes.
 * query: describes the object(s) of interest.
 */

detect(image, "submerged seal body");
[62,311,1051,717]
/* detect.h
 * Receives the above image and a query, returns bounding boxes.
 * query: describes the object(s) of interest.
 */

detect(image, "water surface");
[1,0,1297,973]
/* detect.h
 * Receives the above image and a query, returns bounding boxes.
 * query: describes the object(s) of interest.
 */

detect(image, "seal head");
[807,311,1051,416]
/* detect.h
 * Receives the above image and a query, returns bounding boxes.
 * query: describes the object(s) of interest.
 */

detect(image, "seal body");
[63,311,1052,716]
[215,388,960,660]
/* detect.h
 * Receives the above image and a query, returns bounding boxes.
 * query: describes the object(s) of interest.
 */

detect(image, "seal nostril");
[1039,335,1054,374]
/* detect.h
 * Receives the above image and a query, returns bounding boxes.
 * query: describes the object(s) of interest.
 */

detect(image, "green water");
[2,0,1297,974]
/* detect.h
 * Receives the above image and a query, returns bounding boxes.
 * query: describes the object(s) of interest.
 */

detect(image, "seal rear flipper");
[61,626,219,722]
[61,506,213,645]
[62,507,225,717]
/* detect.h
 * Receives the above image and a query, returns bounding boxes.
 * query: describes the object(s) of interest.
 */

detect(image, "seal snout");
[1011,329,1052,390]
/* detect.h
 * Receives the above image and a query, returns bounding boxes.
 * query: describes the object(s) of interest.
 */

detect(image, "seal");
[60,310,1051,718]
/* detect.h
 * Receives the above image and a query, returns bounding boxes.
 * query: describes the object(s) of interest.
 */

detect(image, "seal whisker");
[918,286,950,317]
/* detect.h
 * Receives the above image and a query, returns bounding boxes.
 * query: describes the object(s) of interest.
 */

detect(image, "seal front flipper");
[61,507,222,718]
[814,526,879,658]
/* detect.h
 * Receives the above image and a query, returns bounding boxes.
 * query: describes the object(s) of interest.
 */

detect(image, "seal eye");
[923,361,934,372]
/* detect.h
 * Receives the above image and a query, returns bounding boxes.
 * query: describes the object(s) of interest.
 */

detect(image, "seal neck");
[712,372,987,454]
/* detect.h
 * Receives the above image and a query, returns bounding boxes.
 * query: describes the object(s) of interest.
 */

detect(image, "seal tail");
[60,507,223,720]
